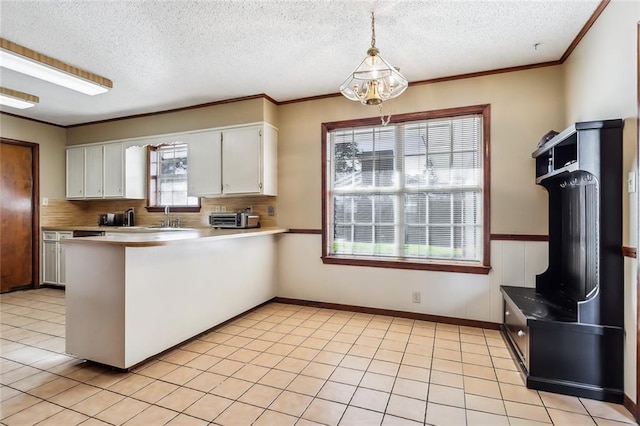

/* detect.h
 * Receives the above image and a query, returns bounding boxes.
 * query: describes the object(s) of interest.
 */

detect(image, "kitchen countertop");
[60,227,287,247]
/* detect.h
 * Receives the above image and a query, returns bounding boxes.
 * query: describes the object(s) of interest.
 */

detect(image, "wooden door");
[1,140,38,293]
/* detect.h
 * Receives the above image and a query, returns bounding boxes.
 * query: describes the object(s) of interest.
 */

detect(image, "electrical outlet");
[41,197,49,206]
[412,291,421,303]
[213,206,220,213]
[220,206,226,212]
[246,205,253,213]
[268,206,275,216]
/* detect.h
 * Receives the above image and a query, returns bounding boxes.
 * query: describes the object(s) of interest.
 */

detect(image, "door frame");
[1,137,40,291]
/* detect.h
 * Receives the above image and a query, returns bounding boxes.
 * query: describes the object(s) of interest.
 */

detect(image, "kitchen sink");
[114,226,196,232]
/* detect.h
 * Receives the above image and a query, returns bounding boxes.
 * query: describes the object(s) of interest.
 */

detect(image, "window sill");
[145,206,201,213]
[321,255,491,275]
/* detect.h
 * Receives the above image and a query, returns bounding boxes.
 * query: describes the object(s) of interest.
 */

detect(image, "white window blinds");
[328,114,483,263]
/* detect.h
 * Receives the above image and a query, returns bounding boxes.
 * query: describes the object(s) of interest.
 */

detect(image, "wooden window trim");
[321,104,491,274]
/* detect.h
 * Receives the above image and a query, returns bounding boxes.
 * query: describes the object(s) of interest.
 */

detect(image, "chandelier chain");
[370,11,376,48]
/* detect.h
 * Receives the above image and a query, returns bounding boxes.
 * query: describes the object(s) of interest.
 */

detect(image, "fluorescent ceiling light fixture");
[0,38,112,95]
[0,87,39,109]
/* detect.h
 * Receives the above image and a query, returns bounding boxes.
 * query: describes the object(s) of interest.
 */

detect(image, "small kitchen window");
[322,105,491,274]
[147,143,200,212]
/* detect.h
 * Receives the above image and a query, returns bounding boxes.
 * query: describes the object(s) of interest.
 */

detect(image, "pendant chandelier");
[339,12,408,107]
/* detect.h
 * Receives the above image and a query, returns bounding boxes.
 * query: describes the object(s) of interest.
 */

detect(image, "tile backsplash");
[40,196,278,228]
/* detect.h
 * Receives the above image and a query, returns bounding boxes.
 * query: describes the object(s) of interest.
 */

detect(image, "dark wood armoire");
[501,119,624,402]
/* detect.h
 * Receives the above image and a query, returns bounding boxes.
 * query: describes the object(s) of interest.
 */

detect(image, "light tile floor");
[0,288,636,426]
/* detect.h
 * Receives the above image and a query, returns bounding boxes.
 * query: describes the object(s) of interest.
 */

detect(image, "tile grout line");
[1,290,636,426]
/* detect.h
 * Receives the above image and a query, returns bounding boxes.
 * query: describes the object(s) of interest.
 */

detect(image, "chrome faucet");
[164,205,170,227]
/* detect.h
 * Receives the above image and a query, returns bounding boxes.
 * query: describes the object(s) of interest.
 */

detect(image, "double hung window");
[322,105,490,273]
[148,143,199,210]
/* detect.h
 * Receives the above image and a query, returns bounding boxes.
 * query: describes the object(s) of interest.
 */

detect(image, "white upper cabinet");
[103,143,124,197]
[222,126,262,195]
[84,145,104,198]
[66,147,85,199]
[67,122,276,200]
[188,123,277,197]
[66,143,146,200]
[187,131,222,197]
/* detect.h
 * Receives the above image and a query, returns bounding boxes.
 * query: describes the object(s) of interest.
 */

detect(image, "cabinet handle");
[517,330,525,337]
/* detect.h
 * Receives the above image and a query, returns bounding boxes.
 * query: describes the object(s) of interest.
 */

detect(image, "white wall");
[563,0,639,404]
[278,235,548,324]
[276,0,638,404]
[0,114,67,199]
[275,66,563,327]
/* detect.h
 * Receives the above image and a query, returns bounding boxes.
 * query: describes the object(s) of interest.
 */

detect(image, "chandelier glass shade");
[340,12,408,106]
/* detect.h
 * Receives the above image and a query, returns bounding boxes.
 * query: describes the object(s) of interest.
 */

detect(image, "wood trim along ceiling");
[273,297,501,330]
[278,61,562,106]
[65,93,278,128]
[559,0,610,63]
[0,110,66,128]
[1,0,610,128]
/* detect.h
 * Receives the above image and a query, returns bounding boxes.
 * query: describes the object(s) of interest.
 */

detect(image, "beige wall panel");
[0,114,67,199]
[563,0,639,404]
[263,98,279,128]
[564,0,639,124]
[66,97,267,145]
[277,66,565,234]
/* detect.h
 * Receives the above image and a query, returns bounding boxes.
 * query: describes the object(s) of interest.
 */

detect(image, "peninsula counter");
[63,227,286,369]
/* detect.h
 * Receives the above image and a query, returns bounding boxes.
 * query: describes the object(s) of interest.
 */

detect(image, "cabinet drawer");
[504,297,529,370]
[58,232,73,240]
[43,231,58,241]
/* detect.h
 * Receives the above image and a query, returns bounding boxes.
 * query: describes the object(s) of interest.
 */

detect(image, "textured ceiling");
[0,0,601,126]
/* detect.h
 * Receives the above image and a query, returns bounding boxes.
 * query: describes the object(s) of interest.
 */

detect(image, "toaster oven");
[209,212,260,229]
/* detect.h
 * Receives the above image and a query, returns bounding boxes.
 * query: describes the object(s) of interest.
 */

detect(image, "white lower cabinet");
[42,231,73,285]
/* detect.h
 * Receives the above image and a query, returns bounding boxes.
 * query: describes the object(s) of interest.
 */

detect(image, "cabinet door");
[66,147,85,199]
[222,126,261,194]
[123,146,147,199]
[84,145,104,198]
[103,143,124,197]
[57,232,72,285]
[43,241,58,283]
[188,131,222,196]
